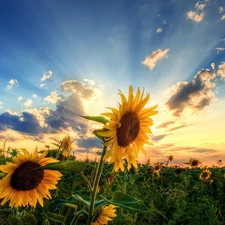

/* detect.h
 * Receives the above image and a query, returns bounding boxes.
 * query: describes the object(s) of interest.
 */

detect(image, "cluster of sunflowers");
[0,85,158,225]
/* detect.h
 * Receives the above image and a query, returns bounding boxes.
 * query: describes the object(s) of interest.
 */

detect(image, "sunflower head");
[98,85,158,172]
[0,148,62,208]
[153,163,161,176]
[92,204,118,225]
[199,168,211,181]
[189,158,201,168]
[168,155,174,162]
[60,135,72,158]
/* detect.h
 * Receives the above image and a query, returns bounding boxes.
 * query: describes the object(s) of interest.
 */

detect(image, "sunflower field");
[1,145,225,225]
[0,86,225,225]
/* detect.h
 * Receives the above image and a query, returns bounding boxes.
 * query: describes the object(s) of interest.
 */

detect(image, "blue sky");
[0,0,225,166]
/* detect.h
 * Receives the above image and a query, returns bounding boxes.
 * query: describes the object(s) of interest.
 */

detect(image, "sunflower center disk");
[11,161,44,190]
[117,111,140,147]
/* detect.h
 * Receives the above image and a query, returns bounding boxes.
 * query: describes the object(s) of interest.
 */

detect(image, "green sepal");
[37,161,87,173]
[80,115,108,124]
[101,191,151,213]
[92,129,107,142]
[43,212,65,224]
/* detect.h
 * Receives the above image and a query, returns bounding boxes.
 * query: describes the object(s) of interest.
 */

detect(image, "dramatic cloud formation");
[61,80,95,99]
[142,48,170,70]
[186,1,205,23]
[165,69,216,117]
[7,79,18,89]
[44,91,64,104]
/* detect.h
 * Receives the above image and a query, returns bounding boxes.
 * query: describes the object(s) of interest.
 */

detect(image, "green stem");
[87,145,107,225]
[80,172,93,194]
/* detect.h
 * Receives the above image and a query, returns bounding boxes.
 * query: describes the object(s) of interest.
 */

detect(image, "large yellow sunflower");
[0,148,62,208]
[92,204,118,225]
[98,85,158,172]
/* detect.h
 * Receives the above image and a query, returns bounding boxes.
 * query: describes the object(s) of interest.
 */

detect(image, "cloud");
[0,102,2,108]
[75,137,102,149]
[216,47,225,53]
[61,80,95,99]
[18,96,23,101]
[0,111,41,134]
[24,99,32,108]
[142,48,170,70]
[156,28,162,33]
[7,79,18,89]
[41,71,53,81]
[156,121,175,129]
[187,11,204,23]
[187,1,205,23]
[217,62,225,79]
[32,94,37,98]
[151,134,171,142]
[165,69,216,116]
[218,6,223,14]
[167,123,191,132]
[40,83,46,88]
[44,91,64,104]
[221,14,225,20]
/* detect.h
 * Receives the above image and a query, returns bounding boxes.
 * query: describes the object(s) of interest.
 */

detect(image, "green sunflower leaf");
[101,191,151,213]
[63,203,78,210]
[38,161,87,173]
[80,115,108,124]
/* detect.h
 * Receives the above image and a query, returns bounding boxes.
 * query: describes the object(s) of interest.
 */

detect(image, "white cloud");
[142,48,170,70]
[221,14,225,20]
[187,1,205,23]
[18,96,23,101]
[217,62,225,79]
[24,99,32,108]
[32,94,37,98]
[216,47,225,53]
[218,6,223,14]
[0,101,2,108]
[187,11,204,23]
[211,63,215,70]
[7,79,18,89]
[156,28,162,33]
[195,2,205,10]
[41,71,53,81]
[40,83,46,88]
[44,91,64,104]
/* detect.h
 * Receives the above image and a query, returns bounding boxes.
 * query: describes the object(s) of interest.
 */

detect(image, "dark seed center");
[117,111,140,147]
[11,161,44,190]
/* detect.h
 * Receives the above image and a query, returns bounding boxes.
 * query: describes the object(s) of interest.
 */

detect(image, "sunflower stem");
[87,145,107,225]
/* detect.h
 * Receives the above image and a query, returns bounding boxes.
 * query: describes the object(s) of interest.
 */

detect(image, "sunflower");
[92,204,118,225]
[189,158,201,168]
[60,135,72,158]
[98,85,158,172]
[199,168,211,181]
[168,155,174,162]
[153,163,161,176]
[0,148,62,208]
